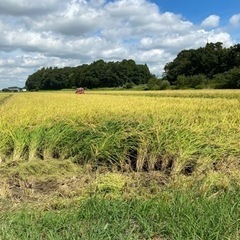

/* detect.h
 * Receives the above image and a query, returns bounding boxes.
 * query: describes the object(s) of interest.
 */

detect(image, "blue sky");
[152,0,240,41]
[153,0,240,25]
[0,0,240,89]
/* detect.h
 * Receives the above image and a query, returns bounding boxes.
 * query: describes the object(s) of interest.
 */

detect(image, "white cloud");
[229,14,240,26]
[201,15,220,28]
[0,0,236,88]
[207,32,233,47]
[0,0,60,16]
[89,0,107,8]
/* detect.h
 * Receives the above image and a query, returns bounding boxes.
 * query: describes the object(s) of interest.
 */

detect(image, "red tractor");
[75,87,84,94]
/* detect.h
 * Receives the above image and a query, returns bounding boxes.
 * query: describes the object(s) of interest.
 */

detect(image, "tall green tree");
[25,60,152,90]
[163,42,240,88]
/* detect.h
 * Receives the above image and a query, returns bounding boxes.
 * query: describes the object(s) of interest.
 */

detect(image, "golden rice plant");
[0,90,239,188]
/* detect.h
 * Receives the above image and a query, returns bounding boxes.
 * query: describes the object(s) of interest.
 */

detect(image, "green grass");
[0,190,239,240]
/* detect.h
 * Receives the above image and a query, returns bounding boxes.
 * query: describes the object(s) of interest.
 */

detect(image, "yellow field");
[1,89,240,124]
[0,90,240,240]
[0,90,240,191]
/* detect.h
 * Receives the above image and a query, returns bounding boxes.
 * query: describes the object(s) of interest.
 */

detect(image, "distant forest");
[163,42,240,89]
[25,59,152,90]
[25,42,240,90]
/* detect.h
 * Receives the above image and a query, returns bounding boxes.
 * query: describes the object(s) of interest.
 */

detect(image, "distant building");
[1,87,26,92]
[7,87,20,92]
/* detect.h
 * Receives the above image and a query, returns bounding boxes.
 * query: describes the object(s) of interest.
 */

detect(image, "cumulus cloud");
[201,15,220,28]
[229,14,240,26]
[0,0,235,88]
[0,0,60,16]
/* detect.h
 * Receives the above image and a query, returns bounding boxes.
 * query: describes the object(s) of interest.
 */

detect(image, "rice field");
[1,90,240,171]
[0,90,240,239]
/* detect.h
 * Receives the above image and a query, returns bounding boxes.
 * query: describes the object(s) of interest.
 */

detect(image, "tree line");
[25,59,152,90]
[25,42,240,91]
[163,42,240,89]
